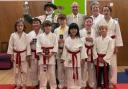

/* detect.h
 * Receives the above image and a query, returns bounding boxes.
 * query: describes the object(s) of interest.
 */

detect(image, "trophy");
[59,34,63,39]
[33,38,37,44]
[23,0,29,15]
[31,38,37,49]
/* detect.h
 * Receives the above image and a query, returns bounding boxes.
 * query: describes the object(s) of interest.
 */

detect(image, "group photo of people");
[0,0,125,89]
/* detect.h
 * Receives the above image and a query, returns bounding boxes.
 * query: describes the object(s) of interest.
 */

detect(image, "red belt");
[31,49,38,59]
[67,50,80,80]
[41,47,54,65]
[85,44,93,63]
[96,53,108,88]
[111,35,116,39]
[13,49,26,67]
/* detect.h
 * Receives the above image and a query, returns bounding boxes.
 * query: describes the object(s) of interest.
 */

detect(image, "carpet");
[117,72,128,83]
[0,84,38,89]
[116,84,128,89]
[0,84,128,89]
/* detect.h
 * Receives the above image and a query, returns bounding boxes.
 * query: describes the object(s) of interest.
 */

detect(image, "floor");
[0,66,128,84]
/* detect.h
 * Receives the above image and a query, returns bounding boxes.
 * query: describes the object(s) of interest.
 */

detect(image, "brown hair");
[14,18,26,32]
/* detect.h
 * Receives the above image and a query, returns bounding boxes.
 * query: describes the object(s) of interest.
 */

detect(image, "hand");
[48,52,54,59]
[114,47,118,54]
[81,59,85,64]
[60,59,65,63]
[10,54,14,62]
[58,39,64,44]
[98,57,104,63]
[68,59,72,63]
[86,37,93,42]
[30,41,34,45]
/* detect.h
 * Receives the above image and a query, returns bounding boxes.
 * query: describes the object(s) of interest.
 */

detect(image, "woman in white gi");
[7,19,31,89]
[80,16,96,89]
[27,18,43,87]
[36,20,58,89]
[97,6,123,88]
[54,14,69,89]
[93,23,114,89]
[90,1,104,37]
[61,23,87,89]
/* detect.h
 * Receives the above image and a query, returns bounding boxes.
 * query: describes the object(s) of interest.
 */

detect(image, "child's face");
[99,26,107,36]
[16,22,24,32]
[70,28,78,36]
[84,18,93,29]
[58,19,66,26]
[32,21,41,30]
[44,25,51,34]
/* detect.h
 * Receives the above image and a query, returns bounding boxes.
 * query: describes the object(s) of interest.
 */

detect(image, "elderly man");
[24,2,59,32]
[37,2,57,23]
[67,1,84,29]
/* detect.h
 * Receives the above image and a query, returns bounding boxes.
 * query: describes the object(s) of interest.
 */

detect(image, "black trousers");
[95,64,109,88]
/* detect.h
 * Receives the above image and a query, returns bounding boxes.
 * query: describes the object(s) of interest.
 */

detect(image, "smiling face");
[70,28,78,37]
[45,6,54,15]
[91,4,100,17]
[102,6,111,18]
[84,18,93,29]
[32,21,41,31]
[72,5,79,15]
[99,25,108,37]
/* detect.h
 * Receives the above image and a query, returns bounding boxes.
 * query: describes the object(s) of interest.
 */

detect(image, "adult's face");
[102,7,111,17]
[45,6,54,15]
[72,5,79,15]
[91,4,100,16]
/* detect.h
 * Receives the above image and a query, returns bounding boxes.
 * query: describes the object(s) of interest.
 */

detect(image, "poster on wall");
[52,0,86,15]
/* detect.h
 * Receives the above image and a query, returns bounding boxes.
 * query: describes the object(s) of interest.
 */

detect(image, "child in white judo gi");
[7,19,31,89]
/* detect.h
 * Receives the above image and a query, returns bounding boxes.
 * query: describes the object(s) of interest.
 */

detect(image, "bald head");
[71,2,79,15]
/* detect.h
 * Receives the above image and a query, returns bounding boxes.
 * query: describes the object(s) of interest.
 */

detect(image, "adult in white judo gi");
[98,6,123,88]
[90,1,104,37]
